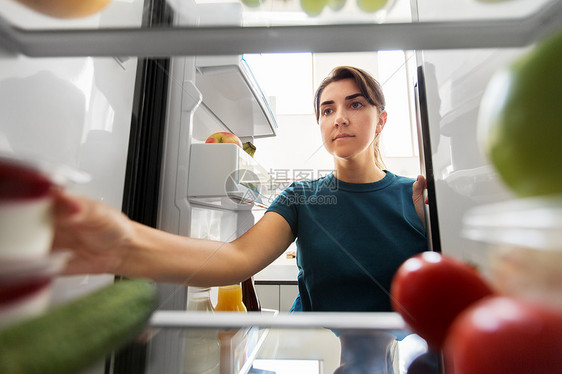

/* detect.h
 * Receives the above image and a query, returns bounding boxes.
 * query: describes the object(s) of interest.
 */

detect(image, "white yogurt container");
[463,195,562,310]
[0,154,88,260]
[0,157,55,259]
[0,252,71,328]
[0,196,54,259]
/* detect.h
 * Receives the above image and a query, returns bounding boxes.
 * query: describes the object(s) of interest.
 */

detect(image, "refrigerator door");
[0,22,144,303]
[0,4,146,374]
[412,0,543,266]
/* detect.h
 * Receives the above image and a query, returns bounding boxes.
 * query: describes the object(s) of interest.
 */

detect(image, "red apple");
[205,132,242,148]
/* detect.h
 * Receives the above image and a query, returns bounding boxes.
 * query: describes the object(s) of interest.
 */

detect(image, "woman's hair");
[314,66,387,170]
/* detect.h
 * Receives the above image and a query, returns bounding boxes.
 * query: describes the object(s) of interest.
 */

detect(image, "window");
[245,51,420,178]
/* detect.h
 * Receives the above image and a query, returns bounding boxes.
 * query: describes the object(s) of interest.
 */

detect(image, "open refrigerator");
[0,0,561,373]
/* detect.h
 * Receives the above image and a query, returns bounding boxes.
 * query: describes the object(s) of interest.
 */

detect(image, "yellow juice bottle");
[214,284,247,312]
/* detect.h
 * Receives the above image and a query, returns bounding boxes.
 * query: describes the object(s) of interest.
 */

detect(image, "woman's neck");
[333,157,386,184]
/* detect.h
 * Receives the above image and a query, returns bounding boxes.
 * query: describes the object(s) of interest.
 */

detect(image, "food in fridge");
[300,0,328,16]
[0,157,54,259]
[214,284,247,312]
[241,0,263,8]
[328,0,346,11]
[357,0,389,13]
[242,141,256,157]
[478,28,562,198]
[390,251,494,349]
[0,279,157,374]
[205,132,243,148]
[0,252,70,328]
[444,296,562,374]
[14,0,112,19]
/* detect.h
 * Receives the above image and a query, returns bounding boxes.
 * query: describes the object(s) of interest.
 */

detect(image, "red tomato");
[444,297,562,374]
[390,251,493,349]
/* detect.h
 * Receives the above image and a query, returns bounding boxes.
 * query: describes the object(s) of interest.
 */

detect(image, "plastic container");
[0,153,89,260]
[463,195,562,310]
[184,287,220,374]
[186,287,215,312]
[0,251,71,328]
[0,158,54,259]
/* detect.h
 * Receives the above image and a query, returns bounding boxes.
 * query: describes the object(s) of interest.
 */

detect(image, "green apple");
[356,0,388,13]
[300,0,327,17]
[478,29,562,197]
[241,0,262,8]
[328,0,346,11]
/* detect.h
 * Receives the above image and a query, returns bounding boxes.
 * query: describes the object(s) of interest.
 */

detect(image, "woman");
[53,66,427,312]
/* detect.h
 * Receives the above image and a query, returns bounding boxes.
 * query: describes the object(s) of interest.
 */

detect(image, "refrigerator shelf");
[150,310,405,330]
[195,55,277,139]
[149,310,422,374]
[0,0,561,57]
[187,143,274,211]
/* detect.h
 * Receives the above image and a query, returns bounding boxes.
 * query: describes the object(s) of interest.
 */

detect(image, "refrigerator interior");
[0,0,561,373]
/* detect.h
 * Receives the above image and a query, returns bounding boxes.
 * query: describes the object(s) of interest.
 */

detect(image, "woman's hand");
[413,175,427,230]
[51,191,136,276]
[50,192,293,284]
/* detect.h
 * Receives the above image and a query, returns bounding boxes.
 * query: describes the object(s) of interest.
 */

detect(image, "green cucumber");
[0,279,157,374]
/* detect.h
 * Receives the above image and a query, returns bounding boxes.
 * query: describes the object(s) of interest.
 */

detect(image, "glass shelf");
[0,0,560,57]
[147,310,435,374]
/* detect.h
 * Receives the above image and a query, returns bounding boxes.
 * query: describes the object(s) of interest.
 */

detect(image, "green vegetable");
[0,279,157,374]
[478,29,562,197]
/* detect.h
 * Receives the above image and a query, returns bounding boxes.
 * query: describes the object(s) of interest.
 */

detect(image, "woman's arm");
[52,191,295,285]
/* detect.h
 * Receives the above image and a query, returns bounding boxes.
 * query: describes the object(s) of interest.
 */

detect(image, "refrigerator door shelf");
[187,143,273,211]
[462,196,562,309]
[195,55,277,139]
[219,309,278,374]
[463,195,562,250]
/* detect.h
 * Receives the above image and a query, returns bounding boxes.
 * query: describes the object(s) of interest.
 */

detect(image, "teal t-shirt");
[266,171,427,312]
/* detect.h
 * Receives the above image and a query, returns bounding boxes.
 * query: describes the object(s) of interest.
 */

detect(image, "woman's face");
[318,78,386,161]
